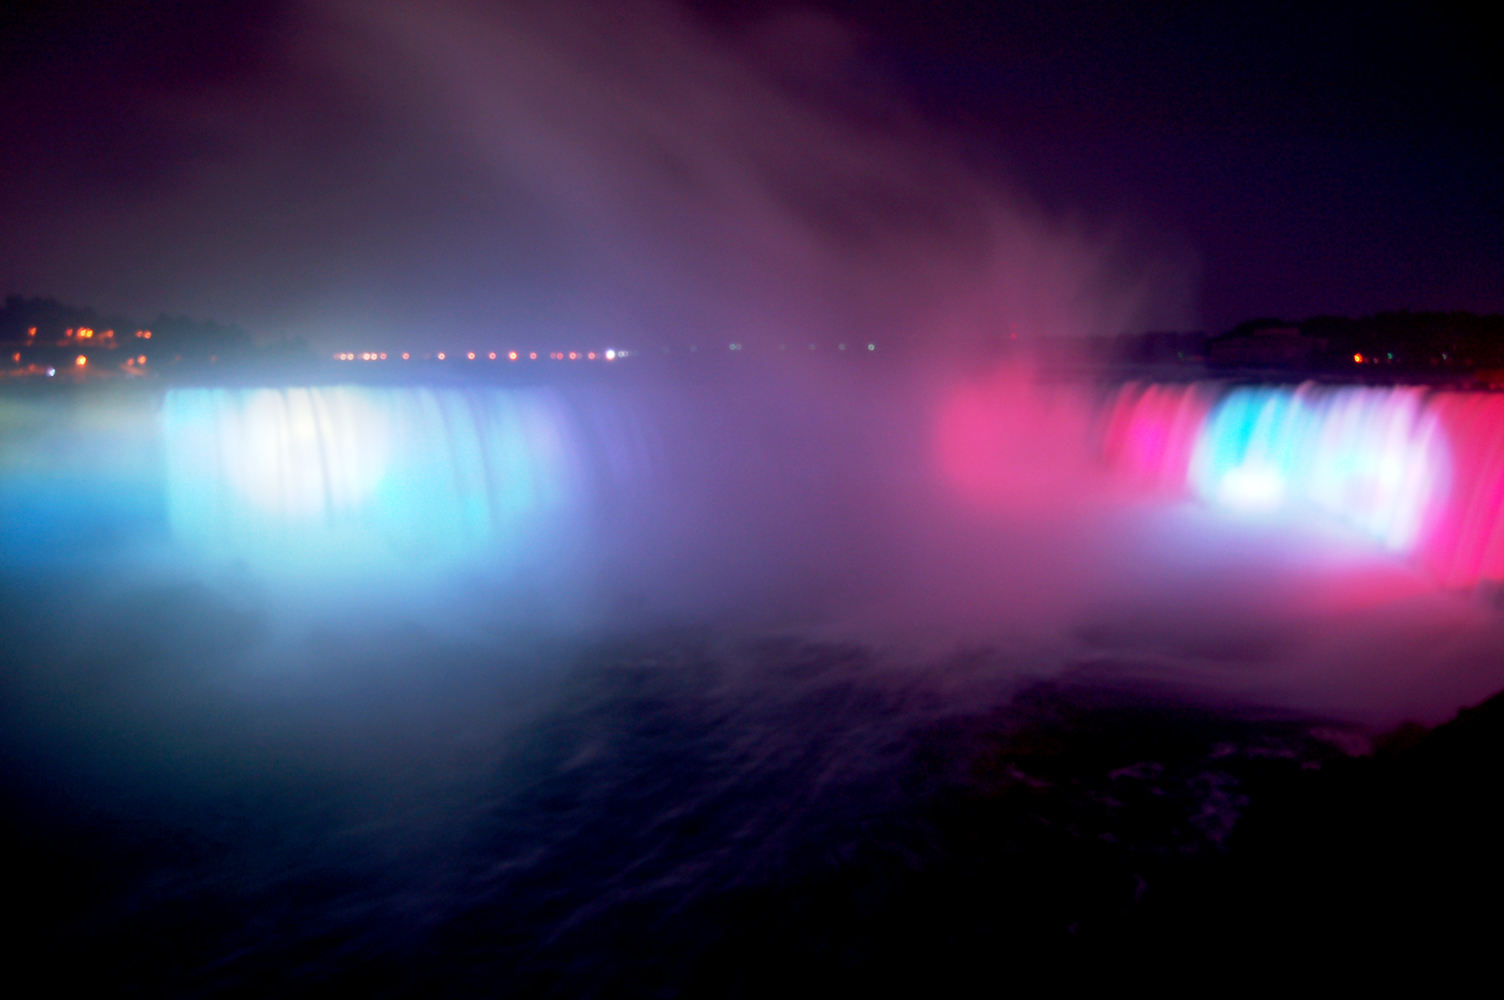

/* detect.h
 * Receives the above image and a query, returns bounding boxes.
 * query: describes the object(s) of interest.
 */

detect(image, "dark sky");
[2,0,1498,350]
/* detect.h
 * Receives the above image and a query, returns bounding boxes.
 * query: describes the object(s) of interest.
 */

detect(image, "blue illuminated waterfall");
[162,386,653,574]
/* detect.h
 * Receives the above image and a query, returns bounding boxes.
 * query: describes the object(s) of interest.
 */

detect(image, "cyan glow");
[1188,385,1443,551]
[164,386,592,574]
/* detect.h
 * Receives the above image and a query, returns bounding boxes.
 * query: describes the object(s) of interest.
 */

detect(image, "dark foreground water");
[6,565,1501,995]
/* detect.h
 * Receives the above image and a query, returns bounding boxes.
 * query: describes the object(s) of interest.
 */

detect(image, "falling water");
[162,386,625,574]
[1104,381,1504,588]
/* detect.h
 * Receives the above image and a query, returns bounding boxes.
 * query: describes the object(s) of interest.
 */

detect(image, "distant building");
[1208,325,1325,368]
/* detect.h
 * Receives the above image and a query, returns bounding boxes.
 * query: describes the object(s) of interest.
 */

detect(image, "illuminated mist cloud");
[57,0,1189,353]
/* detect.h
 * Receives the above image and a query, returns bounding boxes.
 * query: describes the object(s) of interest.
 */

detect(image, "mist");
[2,0,1195,351]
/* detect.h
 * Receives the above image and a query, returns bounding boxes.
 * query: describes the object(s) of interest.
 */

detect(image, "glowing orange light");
[1355,353,1364,363]
[136,330,152,339]
[467,351,476,360]
[75,355,87,366]
[78,328,94,339]
[138,355,146,364]
[489,351,497,360]
[402,352,410,360]
[508,351,518,360]
[27,327,36,338]
[438,352,446,360]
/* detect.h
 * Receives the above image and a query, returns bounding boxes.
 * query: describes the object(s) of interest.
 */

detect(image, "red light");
[402,353,410,360]
[489,351,497,360]
[437,352,446,360]
[529,352,537,360]
[75,355,87,367]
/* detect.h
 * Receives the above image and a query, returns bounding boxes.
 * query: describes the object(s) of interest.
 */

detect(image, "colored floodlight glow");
[868,343,876,351]
[402,353,410,360]
[1183,385,1444,552]
[138,355,146,364]
[509,351,518,361]
[75,355,87,366]
[467,352,476,360]
[161,386,588,573]
[438,352,446,360]
[569,352,578,360]
[530,352,537,360]
[588,352,596,360]
[1355,354,1364,363]
[1215,464,1286,510]
[489,352,497,360]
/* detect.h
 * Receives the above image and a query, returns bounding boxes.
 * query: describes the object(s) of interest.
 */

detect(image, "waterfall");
[162,385,651,575]
[1104,381,1504,587]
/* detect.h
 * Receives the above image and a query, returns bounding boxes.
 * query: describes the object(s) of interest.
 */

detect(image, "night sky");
[2,0,1498,351]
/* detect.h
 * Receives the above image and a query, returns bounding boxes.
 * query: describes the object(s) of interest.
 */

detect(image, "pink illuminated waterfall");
[1101,381,1504,588]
